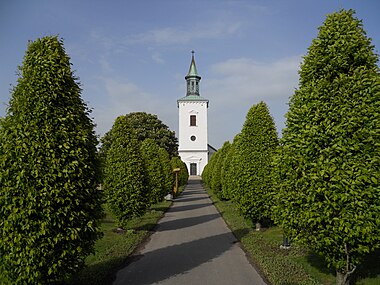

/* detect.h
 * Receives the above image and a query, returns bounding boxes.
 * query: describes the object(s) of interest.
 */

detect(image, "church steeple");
[185,51,201,96]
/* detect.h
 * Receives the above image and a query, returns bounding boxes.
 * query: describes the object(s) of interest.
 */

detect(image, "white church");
[178,52,216,176]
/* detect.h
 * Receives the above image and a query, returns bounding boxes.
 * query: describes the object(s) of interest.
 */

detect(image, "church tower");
[178,51,209,176]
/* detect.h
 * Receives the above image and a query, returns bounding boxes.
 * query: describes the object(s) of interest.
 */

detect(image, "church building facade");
[177,52,210,176]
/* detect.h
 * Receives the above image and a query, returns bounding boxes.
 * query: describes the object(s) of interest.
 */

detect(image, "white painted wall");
[178,100,208,175]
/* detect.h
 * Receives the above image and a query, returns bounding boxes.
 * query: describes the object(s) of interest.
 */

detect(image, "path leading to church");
[113,176,267,285]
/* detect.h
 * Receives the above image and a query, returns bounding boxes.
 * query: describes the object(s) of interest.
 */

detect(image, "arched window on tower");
[190,115,196,126]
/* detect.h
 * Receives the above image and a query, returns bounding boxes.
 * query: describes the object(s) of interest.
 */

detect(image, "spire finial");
[191,50,195,56]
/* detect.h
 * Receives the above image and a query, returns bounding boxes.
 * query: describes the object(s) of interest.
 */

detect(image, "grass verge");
[205,185,380,285]
[67,199,173,285]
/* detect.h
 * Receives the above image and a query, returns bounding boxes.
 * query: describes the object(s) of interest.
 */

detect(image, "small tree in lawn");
[272,9,380,285]
[233,102,278,228]
[141,138,166,204]
[104,116,148,226]
[0,36,103,284]
[211,141,230,198]
[201,150,219,187]
[220,141,235,200]
[158,147,174,195]
[221,133,241,201]
[170,157,189,186]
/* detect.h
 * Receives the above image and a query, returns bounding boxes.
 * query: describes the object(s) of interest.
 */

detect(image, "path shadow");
[175,196,208,203]
[113,232,236,285]
[181,187,207,196]
[157,213,220,232]
[168,202,211,213]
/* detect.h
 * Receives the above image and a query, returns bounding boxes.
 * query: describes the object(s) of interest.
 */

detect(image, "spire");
[185,51,201,96]
[187,50,198,77]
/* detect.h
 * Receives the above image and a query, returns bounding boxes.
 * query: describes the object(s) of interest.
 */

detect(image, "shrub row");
[102,114,188,227]
[205,9,380,285]
[0,37,187,284]
[202,101,278,228]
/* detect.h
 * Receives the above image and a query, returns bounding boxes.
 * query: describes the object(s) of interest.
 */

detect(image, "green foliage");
[141,139,167,204]
[157,147,175,195]
[211,141,230,198]
[103,116,148,227]
[220,134,241,201]
[233,102,279,223]
[170,157,189,186]
[273,9,380,281]
[101,112,178,159]
[201,149,219,187]
[0,36,103,284]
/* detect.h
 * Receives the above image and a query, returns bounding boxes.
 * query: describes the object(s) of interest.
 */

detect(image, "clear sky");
[1,0,379,149]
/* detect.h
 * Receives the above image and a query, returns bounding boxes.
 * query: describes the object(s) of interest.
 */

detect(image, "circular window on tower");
[190,135,196,141]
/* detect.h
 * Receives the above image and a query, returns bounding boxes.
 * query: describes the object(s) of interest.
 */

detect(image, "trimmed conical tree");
[0,36,103,284]
[158,147,174,196]
[201,150,219,187]
[272,9,380,285]
[141,138,166,204]
[222,133,241,201]
[211,141,230,198]
[170,157,189,186]
[103,116,148,226]
[220,138,237,200]
[233,102,278,226]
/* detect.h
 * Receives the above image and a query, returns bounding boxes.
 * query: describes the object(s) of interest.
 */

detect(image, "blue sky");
[1,0,379,149]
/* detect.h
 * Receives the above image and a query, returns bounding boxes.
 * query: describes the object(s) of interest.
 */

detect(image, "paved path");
[113,177,267,285]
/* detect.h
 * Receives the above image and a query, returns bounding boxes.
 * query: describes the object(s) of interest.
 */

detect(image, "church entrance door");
[190,163,197,176]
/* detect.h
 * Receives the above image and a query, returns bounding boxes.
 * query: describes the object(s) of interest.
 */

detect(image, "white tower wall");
[177,52,209,176]
[178,101,208,175]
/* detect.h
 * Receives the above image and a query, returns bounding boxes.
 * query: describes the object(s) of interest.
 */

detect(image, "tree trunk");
[255,222,261,231]
[336,270,350,285]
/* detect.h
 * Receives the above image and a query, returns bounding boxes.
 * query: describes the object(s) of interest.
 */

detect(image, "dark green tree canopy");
[101,112,178,159]
[0,36,103,284]
[273,9,380,284]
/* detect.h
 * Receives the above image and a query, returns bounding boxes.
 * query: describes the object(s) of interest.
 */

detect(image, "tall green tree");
[211,141,230,198]
[141,139,166,204]
[221,133,241,201]
[220,137,238,200]
[0,36,103,284]
[170,157,189,187]
[158,147,175,196]
[101,112,178,159]
[103,116,148,226]
[201,150,219,187]
[273,9,380,285]
[233,102,278,226]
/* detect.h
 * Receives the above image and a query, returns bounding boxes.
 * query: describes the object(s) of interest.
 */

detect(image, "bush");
[170,157,189,186]
[233,102,278,224]
[141,139,167,204]
[158,147,175,195]
[0,36,103,284]
[273,9,380,284]
[103,117,148,226]
[211,141,231,198]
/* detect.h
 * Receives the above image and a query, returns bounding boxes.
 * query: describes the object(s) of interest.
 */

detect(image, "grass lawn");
[205,185,380,285]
